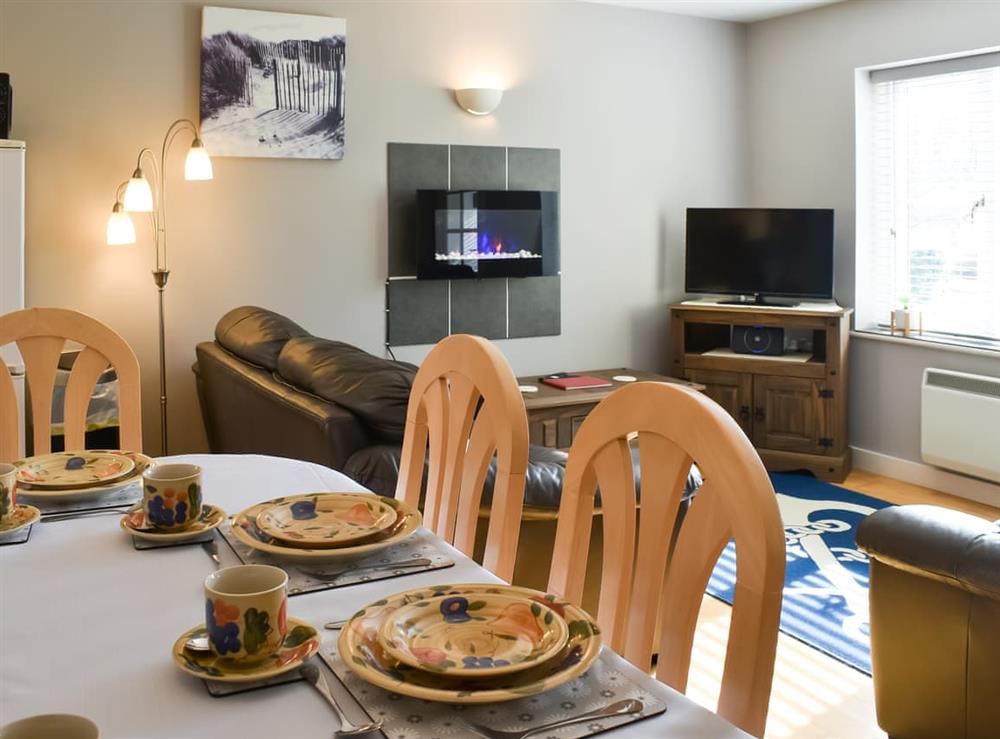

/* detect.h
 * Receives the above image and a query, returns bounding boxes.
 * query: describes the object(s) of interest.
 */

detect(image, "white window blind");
[867,59,1000,341]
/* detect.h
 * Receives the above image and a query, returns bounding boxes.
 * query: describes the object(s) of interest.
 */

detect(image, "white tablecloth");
[1,454,748,738]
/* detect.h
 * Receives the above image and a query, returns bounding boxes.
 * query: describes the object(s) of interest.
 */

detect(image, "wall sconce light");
[454,87,503,116]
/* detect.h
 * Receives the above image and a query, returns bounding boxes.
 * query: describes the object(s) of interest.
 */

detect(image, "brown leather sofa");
[857,504,1000,739]
[194,306,569,507]
[194,306,700,609]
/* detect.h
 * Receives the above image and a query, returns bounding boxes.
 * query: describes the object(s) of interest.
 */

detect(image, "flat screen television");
[416,189,559,280]
[685,208,834,302]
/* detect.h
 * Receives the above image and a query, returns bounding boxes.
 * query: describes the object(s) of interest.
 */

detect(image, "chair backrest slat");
[623,432,692,665]
[0,308,142,461]
[0,362,18,459]
[18,335,65,455]
[63,346,111,451]
[395,334,528,582]
[547,382,784,738]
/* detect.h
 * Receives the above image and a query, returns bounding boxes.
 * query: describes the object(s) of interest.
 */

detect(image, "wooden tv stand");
[670,301,852,482]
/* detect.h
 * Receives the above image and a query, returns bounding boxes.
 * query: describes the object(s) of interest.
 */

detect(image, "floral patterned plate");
[255,493,398,548]
[379,592,569,678]
[15,450,152,501]
[172,617,320,683]
[0,504,41,535]
[340,584,602,703]
[15,451,134,489]
[121,504,226,542]
[231,495,422,562]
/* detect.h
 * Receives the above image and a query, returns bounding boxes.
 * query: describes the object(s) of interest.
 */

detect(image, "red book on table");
[540,374,614,390]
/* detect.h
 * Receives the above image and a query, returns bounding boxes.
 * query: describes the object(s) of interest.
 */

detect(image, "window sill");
[851,327,1000,358]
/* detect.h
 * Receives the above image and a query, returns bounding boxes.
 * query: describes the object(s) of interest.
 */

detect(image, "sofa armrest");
[194,342,371,470]
[857,504,1000,600]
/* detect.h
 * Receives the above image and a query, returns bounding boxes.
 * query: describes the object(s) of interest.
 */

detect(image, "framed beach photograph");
[199,6,346,159]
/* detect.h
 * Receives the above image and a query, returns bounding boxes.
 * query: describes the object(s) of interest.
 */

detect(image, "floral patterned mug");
[0,463,16,523]
[141,463,203,531]
[204,565,289,663]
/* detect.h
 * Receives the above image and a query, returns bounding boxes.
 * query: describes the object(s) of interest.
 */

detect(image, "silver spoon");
[184,636,212,653]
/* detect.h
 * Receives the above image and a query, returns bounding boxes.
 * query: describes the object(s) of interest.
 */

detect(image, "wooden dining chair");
[0,308,142,462]
[395,334,529,582]
[547,381,785,738]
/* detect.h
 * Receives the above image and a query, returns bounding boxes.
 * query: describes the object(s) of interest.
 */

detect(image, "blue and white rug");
[706,472,891,674]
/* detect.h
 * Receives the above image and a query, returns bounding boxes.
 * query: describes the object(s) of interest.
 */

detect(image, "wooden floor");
[684,470,1000,739]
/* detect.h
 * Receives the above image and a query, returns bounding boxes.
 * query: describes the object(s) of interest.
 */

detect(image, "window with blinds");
[865,53,1000,342]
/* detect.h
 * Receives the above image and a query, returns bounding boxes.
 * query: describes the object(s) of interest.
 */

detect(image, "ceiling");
[582,0,844,23]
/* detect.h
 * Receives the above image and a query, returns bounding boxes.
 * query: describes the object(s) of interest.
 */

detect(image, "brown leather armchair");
[857,504,1000,739]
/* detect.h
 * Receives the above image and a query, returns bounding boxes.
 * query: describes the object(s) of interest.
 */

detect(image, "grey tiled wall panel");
[450,279,507,340]
[450,145,506,190]
[387,279,449,346]
[387,143,448,277]
[507,147,560,191]
[509,276,561,338]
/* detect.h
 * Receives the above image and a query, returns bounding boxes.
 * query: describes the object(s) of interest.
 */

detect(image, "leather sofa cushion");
[342,443,702,509]
[277,336,416,442]
[215,306,310,371]
[857,504,1000,600]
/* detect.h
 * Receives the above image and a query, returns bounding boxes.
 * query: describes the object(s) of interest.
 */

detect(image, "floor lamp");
[106,118,213,456]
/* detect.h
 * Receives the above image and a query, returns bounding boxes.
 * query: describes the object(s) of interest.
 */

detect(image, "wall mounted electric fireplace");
[416,189,559,279]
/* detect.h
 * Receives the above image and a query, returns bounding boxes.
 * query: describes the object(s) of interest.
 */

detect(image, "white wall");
[0,0,748,453]
[746,0,1000,464]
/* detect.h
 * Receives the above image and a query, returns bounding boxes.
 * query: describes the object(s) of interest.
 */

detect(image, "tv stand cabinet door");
[684,369,752,436]
[751,375,829,454]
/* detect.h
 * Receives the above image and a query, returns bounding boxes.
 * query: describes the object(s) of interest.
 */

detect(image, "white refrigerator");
[1,139,25,458]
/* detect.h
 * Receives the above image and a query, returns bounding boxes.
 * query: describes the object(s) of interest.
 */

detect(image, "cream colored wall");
[0,0,748,454]
[745,0,1000,464]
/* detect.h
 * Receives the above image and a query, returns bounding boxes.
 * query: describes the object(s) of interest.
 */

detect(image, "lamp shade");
[454,87,503,116]
[184,139,213,181]
[106,203,136,245]
[123,172,154,212]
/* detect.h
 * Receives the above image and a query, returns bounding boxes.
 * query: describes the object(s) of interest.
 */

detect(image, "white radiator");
[921,368,1000,484]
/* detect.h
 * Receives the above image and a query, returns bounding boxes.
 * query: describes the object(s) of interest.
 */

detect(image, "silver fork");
[300,662,382,737]
[465,698,645,739]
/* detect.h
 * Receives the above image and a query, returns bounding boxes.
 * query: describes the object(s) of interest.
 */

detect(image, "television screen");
[416,190,559,280]
[685,208,834,299]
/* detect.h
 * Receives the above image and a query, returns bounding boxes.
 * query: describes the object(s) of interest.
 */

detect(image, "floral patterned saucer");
[0,504,41,535]
[172,617,320,682]
[14,450,152,500]
[231,495,422,562]
[340,584,602,703]
[15,451,134,488]
[121,504,226,542]
[255,493,398,548]
[379,592,569,677]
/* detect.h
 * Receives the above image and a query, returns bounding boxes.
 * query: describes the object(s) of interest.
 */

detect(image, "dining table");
[1,453,750,738]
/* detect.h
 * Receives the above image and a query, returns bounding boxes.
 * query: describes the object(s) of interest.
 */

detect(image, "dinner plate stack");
[340,583,603,703]
[13,449,153,503]
[230,492,422,562]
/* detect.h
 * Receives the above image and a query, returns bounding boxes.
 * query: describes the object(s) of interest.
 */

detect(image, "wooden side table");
[517,368,704,449]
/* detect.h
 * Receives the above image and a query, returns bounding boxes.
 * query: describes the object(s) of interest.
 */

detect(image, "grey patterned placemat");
[204,666,305,697]
[218,523,455,596]
[320,641,667,738]
[25,479,142,515]
[0,524,33,546]
[132,530,217,551]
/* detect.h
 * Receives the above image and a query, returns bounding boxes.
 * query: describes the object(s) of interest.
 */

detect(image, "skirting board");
[852,446,1000,509]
